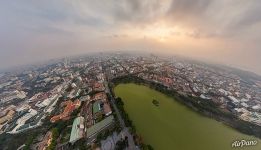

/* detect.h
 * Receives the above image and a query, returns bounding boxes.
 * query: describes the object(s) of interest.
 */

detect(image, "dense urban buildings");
[0,53,260,149]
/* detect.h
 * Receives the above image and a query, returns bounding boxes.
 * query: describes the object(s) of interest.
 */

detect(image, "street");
[104,80,137,150]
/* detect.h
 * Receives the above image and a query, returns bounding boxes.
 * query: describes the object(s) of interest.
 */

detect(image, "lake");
[114,83,261,150]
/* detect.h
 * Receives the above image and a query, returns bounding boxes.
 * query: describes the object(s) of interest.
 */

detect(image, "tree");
[24,134,36,150]
[115,140,127,150]
[147,145,154,150]
[47,128,59,150]
[116,97,124,106]
[96,132,102,141]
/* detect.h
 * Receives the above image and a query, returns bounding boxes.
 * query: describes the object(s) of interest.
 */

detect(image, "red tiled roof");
[92,92,107,101]
[50,100,81,123]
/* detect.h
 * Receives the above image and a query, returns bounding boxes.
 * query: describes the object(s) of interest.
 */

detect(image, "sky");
[0,0,261,74]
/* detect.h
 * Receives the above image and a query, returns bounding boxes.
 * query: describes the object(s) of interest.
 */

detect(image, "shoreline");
[109,75,261,139]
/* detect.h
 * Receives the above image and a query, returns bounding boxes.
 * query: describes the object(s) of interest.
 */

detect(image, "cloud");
[112,0,165,23]
[167,0,211,18]
[103,34,129,39]
[0,0,261,74]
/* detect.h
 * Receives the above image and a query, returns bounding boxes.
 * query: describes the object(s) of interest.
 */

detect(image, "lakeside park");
[114,83,261,150]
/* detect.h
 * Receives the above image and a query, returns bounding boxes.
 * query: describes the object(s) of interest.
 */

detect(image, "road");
[104,80,137,150]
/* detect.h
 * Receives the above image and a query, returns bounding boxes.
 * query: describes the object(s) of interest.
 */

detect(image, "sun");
[143,21,181,42]
[159,37,166,42]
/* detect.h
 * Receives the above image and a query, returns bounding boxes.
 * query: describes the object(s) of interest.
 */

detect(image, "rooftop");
[87,115,114,138]
[69,116,84,143]
[50,100,81,123]
[92,101,101,114]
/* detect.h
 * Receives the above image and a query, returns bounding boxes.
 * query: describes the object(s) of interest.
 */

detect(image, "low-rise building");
[87,115,114,138]
[69,116,85,144]
[50,100,81,123]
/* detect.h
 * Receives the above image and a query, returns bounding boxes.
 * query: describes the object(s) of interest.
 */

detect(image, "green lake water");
[114,83,261,150]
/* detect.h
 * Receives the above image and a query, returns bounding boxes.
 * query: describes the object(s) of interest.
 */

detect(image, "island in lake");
[152,99,159,106]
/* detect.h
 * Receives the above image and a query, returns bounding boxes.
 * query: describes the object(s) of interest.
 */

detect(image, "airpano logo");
[232,139,257,148]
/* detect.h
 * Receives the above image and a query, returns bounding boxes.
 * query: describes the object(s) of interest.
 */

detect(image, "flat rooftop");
[69,116,84,143]
[92,101,101,114]
[87,115,114,138]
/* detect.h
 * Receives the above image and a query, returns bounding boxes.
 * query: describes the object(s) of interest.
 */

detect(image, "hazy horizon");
[1,0,261,75]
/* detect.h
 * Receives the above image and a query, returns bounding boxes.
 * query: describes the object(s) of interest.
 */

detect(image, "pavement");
[101,132,118,150]
[101,129,138,150]
[104,80,138,150]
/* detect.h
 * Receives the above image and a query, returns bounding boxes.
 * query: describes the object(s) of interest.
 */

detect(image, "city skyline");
[0,53,260,149]
[0,0,261,75]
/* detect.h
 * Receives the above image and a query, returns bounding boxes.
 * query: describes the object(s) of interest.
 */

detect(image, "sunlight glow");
[141,21,185,42]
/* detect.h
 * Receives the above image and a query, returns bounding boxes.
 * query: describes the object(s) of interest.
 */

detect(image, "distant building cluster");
[104,54,261,126]
[0,53,260,149]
